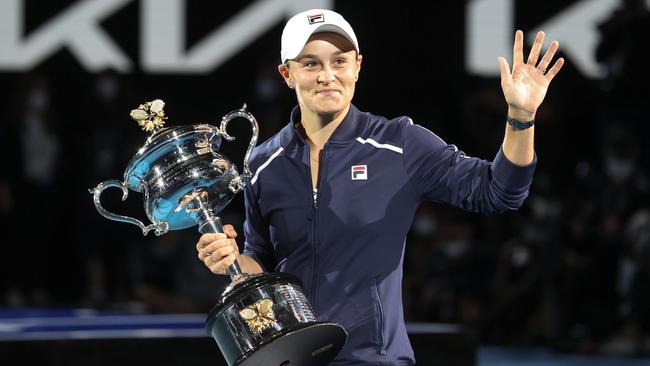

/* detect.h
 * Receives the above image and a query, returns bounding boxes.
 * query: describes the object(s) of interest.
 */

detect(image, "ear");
[355,54,363,81]
[278,64,294,88]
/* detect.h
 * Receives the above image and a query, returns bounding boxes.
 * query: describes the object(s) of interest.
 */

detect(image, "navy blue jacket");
[242,105,536,365]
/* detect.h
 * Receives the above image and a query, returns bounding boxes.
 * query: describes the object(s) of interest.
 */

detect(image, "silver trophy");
[89,100,346,365]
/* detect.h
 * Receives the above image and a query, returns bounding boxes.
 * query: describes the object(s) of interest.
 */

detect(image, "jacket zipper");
[310,142,329,307]
[374,278,387,355]
[309,144,326,307]
[310,194,320,306]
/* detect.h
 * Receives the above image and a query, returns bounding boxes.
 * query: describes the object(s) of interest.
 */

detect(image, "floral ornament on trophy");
[240,298,277,334]
[130,99,167,132]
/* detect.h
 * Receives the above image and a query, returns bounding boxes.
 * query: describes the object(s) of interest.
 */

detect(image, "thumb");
[498,57,511,86]
[223,224,238,238]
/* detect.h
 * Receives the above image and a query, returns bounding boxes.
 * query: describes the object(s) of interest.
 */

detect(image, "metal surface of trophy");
[89,100,347,366]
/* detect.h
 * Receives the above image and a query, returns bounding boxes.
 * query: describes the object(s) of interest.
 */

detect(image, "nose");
[317,66,335,84]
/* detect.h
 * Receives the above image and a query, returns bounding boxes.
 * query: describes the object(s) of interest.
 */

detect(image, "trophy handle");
[89,180,169,236]
[218,104,259,181]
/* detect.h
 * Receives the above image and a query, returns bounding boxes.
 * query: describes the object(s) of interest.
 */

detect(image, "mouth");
[317,89,339,95]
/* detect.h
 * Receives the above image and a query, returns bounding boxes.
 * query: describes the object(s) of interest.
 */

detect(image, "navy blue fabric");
[242,105,536,365]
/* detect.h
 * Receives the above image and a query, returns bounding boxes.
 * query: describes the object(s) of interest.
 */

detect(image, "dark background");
[1,0,649,358]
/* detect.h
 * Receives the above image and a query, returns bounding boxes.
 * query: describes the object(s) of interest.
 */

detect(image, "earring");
[287,80,295,89]
[354,75,358,81]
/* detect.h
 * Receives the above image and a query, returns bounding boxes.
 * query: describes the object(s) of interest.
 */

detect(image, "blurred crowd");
[403,0,650,357]
[1,0,649,359]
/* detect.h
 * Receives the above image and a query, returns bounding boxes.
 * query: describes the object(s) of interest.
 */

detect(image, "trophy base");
[236,322,347,366]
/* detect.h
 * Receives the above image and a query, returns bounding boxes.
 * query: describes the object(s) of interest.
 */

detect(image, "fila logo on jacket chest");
[351,165,368,180]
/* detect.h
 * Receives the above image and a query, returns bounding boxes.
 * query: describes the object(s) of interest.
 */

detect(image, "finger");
[208,254,236,275]
[203,250,218,267]
[202,237,235,258]
[230,238,239,252]
[198,248,207,261]
[537,40,559,72]
[197,239,209,258]
[498,57,511,86]
[198,244,213,260]
[527,31,545,66]
[513,30,524,65]
[208,260,224,275]
[223,224,238,238]
[209,244,234,261]
[545,57,565,82]
[198,237,229,260]
[197,233,227,248]
[223,253,236,268]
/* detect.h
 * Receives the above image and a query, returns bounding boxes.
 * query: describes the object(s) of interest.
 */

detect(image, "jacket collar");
[287,104,367,145]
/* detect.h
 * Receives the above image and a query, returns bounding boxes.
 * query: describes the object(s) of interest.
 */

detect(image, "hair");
[282,50,359,69]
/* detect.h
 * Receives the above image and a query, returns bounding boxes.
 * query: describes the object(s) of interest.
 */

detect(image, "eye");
[334,58,347,66]
[303,60,318,68]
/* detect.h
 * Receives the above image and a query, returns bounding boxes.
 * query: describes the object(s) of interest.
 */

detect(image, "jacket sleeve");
[402,120,536,214]
[241,180,276,271]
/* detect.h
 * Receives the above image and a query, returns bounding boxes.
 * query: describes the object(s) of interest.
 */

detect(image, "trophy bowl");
[123,123,239,230]
[89,100,347,365]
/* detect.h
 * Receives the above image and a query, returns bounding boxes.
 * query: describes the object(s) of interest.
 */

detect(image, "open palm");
[499,30,564,119]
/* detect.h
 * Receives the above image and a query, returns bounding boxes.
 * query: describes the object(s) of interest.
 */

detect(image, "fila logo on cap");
[351,165,367,180]
[307,13,325,24]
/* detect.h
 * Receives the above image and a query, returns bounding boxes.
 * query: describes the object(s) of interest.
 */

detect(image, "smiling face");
[279,32,362,122]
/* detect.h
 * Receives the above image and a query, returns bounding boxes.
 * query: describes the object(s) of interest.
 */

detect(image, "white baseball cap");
[281,9,359,64]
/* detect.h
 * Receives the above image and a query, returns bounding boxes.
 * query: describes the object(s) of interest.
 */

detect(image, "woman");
[196,8,563,365]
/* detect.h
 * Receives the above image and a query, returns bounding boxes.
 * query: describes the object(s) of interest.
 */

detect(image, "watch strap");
[506,115,535,130]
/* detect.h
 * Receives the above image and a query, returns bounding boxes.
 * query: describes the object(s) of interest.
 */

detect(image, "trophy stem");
[196,206,243,281]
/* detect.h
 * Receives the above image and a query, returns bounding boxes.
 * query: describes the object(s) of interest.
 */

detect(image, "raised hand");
[498,30,564,120]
